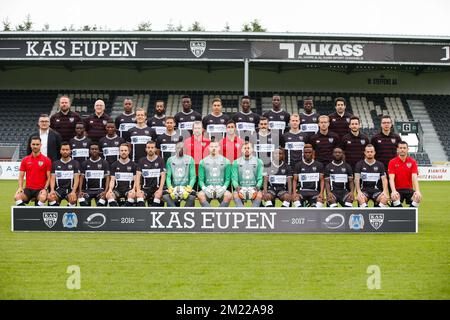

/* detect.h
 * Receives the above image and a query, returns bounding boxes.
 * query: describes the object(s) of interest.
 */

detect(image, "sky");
[0,0,449,36]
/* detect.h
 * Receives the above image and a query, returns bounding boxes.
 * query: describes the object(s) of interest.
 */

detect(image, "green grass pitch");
[0,180,448,299]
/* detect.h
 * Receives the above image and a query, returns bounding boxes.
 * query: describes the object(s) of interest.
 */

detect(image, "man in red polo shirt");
[220,120,244,164]
[15,136,52,206]
[184,121,210,175]
[388,141,422,207]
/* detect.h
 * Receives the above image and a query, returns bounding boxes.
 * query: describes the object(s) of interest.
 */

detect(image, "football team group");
[14,94,422,208]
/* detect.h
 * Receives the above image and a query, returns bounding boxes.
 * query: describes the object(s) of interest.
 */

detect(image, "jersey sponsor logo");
[62,212,78,229]
[43,212,58,229]
[190,41,206,58]
[369,214,384,230]
[349,214,364,230]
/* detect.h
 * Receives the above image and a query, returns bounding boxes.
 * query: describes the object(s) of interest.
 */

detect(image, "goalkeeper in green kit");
[232,141,264,207]
[197,139,233,207]
[163,141,197,207]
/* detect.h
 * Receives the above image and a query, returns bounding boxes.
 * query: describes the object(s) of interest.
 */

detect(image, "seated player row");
[15,136,422,209]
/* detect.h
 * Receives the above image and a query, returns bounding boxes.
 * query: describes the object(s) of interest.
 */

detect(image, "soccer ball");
[172,186,189,200]
[239,187,257,200]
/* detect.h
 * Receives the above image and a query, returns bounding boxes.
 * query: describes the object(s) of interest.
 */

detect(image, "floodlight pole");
[244,58,249,95]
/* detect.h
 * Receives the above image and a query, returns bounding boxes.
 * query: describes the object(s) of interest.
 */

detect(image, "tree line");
[1,15,266,32]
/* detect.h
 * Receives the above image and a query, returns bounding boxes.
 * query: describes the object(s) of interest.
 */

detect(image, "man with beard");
[78,143,110,207]
[354,144,389,207]
[292,144,325,208]
[299,97,320,139]
[232,142,264,207]
[255,117,275,168]
[106,143,138,207]
[156,116,181,164]
[135,141,166,207]
[147,100,167,136]
[340,116,369,170]
[174,95,202,139]
[262,94,290,137]
[232,95,260,142]
[309,115,340,167]
[48,143,80,207]
[50,96,82,142]
[84,99,112,143]
[329,97,353,140]
[202,97,229,141]
[324,147,355,207]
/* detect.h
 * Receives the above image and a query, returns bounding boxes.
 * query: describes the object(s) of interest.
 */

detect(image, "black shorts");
[362,188,382,201]
[55,188,71,200]
[82,189,106,205]
[23,188,43,203]
[142,188,158,200]
[298,190,320,206]
[113,189,132,200]
[331,189,352,206]
[268,189,289,199]
[397,189,415,205]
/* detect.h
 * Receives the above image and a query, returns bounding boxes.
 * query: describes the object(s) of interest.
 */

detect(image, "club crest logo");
[38,161,44,166]
[361,139,366,145]
[190,41,206,58]
[406,162,412,168]
[43,212,58,229]
[349,214,364,230]
[391,138,396,144]
[62,212,78,229]
[328,138,334,143]
[369,214,384,230]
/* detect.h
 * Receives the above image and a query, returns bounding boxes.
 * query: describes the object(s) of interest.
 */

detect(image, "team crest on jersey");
[346,118,350,123]
[190,41,206,58]
[378,140,382,143]
[69,117,74,122]
[407,162,412,168]
[249,117,254,121]
[361,139,366,145]
[83,142,87,147]
[114,141,119,145]
[68,165,73,169]
[98,164,102,169]
[103,120,107,125]
[155,162,159,168]
[312,166,317,171]
[374,167,378,171]
[127,166,132,171]
[328,138,334,143]
[332,118,336,122]
[38,161,43,166]
[316,140,320,144]
[280,115,285,120]
[347,141,351,144]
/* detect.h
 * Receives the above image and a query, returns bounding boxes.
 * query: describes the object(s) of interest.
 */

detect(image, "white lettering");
[280,43,295,58]
[71,41,83,56]
[26,41,39,56]
[232,212,245,229]
[183,211,195,229]
[166,212,183,229]
[55,41,66,56]
[201,212,215,229]
[150,211,165,228]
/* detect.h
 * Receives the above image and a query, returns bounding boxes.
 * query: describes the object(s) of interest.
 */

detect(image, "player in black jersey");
[292,144,325,207]
[281,114,309,166]
[202,97,229,141]
[232,95,260,142]
[99,121,125,165]
[255,117,275,168]
[70,122,92,165]
[147,100,167,136]
[48,142,80,206]
[78,143,110,207]
[262,148,293,207]
[354,144,389,207]
[135,141,166,207]
[156,116,181,164]
[300,97,320,139]
[262,94,290,136]
[106,143,138,207]
[127,108,156,163]
[324,147,355,207]
[115,98,136,140]
[174,95,202,138]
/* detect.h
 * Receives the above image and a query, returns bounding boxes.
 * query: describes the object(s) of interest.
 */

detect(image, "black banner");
[0,38,448,64]
[11,206,417,233]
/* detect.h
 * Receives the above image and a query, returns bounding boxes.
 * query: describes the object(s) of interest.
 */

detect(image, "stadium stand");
[1,90,448,164]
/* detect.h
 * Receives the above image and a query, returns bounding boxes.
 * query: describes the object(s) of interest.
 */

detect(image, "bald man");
[84,99,112,143]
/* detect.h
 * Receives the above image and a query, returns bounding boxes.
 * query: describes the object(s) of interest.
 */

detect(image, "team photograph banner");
[11,206,418,233]
[0,38,448,64]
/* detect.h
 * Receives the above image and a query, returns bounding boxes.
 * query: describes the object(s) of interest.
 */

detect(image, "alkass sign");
[0,38,449,64]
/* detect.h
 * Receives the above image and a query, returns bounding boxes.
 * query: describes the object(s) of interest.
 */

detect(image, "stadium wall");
[0,67,450,94]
